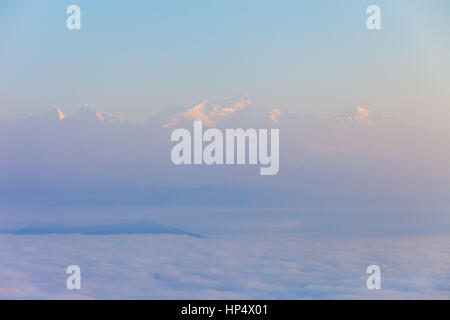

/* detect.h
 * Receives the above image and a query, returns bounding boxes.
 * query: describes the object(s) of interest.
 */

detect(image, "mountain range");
[1,96,400,129]
[1,97,449,207]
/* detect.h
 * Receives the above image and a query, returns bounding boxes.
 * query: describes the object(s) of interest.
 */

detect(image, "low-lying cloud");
[0,233,448,299]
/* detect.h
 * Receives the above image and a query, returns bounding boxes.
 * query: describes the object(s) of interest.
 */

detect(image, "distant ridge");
[0,220,205,238]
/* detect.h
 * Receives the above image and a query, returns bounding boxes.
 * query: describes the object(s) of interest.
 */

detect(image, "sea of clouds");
[0,233,448,299]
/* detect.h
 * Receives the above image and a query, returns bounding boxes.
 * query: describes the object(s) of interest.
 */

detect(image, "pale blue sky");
[1,0,449,133]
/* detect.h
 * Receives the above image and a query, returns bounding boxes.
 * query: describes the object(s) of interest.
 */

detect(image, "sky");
[0,0,449,134]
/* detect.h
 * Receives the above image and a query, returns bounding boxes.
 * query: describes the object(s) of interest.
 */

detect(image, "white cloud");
[0,234,448,299]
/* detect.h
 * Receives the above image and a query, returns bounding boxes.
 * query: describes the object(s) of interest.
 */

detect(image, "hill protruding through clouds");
[1,97,449,208]
[0,220,204,238]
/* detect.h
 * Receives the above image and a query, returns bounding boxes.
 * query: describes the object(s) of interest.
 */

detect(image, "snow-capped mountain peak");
[57,108,66,120]
[336,106,396,126]
[269,109,282,123]
[74,104,125,125]
[162,96,251,128]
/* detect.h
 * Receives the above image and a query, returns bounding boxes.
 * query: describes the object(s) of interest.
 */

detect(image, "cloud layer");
[1,233,448,299]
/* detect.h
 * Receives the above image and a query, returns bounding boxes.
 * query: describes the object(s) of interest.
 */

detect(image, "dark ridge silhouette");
[0,220,205,238]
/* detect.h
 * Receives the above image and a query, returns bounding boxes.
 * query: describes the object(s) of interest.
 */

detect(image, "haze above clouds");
[1,97,449,210]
